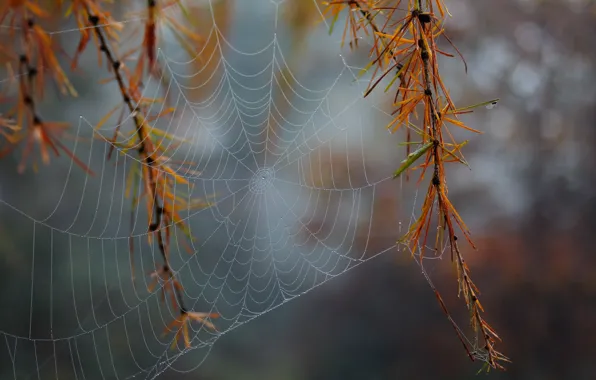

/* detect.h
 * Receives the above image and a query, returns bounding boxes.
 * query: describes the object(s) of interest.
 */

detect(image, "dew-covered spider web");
[0,1,468,378]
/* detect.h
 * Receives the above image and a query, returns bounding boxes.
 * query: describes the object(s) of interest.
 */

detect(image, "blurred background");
[1,0,595,379]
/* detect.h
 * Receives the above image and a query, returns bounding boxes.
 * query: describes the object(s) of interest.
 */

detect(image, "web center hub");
[249,167,275,194]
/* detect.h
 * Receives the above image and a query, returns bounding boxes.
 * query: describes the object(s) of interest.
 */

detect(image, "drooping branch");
[83,4,188,314]
[323,0,509,370]
[0,4,91,174]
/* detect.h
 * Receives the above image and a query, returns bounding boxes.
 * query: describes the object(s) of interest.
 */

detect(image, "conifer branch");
[84,3,186,312]
[324,0,509,370]
[0,3,91,174]
[74,1,217,348]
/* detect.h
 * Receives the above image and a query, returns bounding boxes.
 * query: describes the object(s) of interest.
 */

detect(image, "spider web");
[0,1,457,378]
